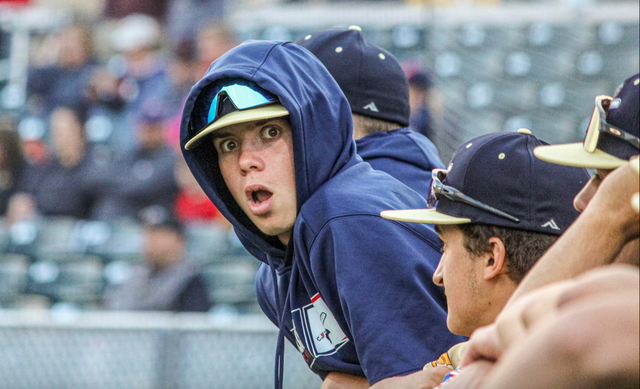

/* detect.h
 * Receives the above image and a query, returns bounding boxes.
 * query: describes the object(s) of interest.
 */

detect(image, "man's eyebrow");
[211,119,272,140]
[212,129,231,140]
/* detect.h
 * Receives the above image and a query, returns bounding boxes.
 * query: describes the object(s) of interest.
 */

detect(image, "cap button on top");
[348,25,362,31]
[517,128,532,134]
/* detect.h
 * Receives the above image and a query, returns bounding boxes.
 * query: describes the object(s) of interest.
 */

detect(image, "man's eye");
[220,140,237,152]
[262,126,280,139]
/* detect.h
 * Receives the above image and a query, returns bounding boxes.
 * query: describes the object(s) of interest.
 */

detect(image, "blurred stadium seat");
[0,253,29,307]
[184,223,230,262]
[26,255,104,308]
[201,256,260,312]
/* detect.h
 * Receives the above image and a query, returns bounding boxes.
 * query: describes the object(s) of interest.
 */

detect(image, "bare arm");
[369,368,452,389]
[321,372,369,389]
[479,270,639,389]
[507,162,639,306]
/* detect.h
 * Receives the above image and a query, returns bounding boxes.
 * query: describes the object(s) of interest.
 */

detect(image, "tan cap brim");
[631,156,639,174]
[381,209,471,224]
[533,143,627,169]
[185,104,289,150]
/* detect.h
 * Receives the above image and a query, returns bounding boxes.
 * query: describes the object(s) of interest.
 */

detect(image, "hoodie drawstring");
[267,254,287,389]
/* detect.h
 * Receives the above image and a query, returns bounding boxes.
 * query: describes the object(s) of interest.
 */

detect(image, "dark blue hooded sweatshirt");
[180,40,464,386]
[356,128,445,196]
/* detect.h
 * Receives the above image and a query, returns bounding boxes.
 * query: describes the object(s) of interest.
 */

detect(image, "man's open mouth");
[249,188,273,204]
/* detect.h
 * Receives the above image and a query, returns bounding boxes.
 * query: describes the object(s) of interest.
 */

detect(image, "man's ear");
[483,237,507,281]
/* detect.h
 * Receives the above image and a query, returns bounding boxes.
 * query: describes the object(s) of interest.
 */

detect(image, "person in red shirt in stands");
[174,156,229,227]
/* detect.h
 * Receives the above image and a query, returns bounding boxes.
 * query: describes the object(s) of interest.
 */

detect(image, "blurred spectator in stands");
[195,23,237,76]
[102,0,168,22]
[104,206,210,312]
[404,62,463,163]
[93,101,179,220]
[26,24,99,117]
[164,38,201,148]
[166,38,199,118]
[174,156,228,226]
[0,121,28,216]
[166,0,226,43]
[13,105,106,220]
[90,14,170,151]
[408,70,436,139]
[4,192,38,227]
[16,117,50,166]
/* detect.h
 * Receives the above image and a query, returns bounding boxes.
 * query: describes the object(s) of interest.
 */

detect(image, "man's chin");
[255,224,294,245]
[447,317,472,337]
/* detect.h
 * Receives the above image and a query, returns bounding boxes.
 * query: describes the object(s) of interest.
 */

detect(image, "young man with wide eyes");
[180,40,464,389]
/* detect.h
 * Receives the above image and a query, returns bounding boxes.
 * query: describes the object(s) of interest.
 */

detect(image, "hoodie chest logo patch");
[291,293,349,359]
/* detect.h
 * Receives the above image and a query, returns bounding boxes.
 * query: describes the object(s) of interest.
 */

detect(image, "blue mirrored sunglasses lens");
[207,84,275,124]
[207,94,220,124]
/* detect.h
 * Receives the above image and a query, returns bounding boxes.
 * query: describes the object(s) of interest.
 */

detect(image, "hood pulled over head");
[180,40,356,259]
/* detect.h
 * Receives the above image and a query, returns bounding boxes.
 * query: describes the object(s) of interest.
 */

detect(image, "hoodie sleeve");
[305,214,464,385]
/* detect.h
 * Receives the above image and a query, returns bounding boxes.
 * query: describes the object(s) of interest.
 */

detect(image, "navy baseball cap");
[535,73,639,169]
[382,129,590,235]
[296,26,410,128]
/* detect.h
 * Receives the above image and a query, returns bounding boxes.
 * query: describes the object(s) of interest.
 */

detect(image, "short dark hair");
[436,223,558,283]
[352,113,402,136]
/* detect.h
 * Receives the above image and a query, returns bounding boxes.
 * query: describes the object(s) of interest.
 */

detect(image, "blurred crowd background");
[0,0,638,312]
[0,0,639,312]
[0,0,637,387]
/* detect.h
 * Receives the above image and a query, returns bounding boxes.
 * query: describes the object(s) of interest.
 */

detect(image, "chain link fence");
[0,311,322,389]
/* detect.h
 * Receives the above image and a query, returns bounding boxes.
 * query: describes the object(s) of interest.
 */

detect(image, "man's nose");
[433,256,445,287]
[238,142,264,172]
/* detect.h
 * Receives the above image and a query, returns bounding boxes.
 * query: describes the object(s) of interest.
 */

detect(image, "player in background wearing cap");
[457,74,639,388]
[296,26,445,197]
[181,40,464,389]
[372,130,589,388]
[455,160,640,389]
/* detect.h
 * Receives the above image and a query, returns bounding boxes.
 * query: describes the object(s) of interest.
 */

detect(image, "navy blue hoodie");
[181,40,464,386]
[356,128,445,196]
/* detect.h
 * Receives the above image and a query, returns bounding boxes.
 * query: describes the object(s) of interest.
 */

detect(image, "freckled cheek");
[219,160,244,203]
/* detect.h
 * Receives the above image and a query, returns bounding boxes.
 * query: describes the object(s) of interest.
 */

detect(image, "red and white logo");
[292,293,349,358]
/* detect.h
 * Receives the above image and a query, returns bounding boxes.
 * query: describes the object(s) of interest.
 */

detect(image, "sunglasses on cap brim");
[428,169,520,223]
[192,83,279,136]
[583,95,640,153]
